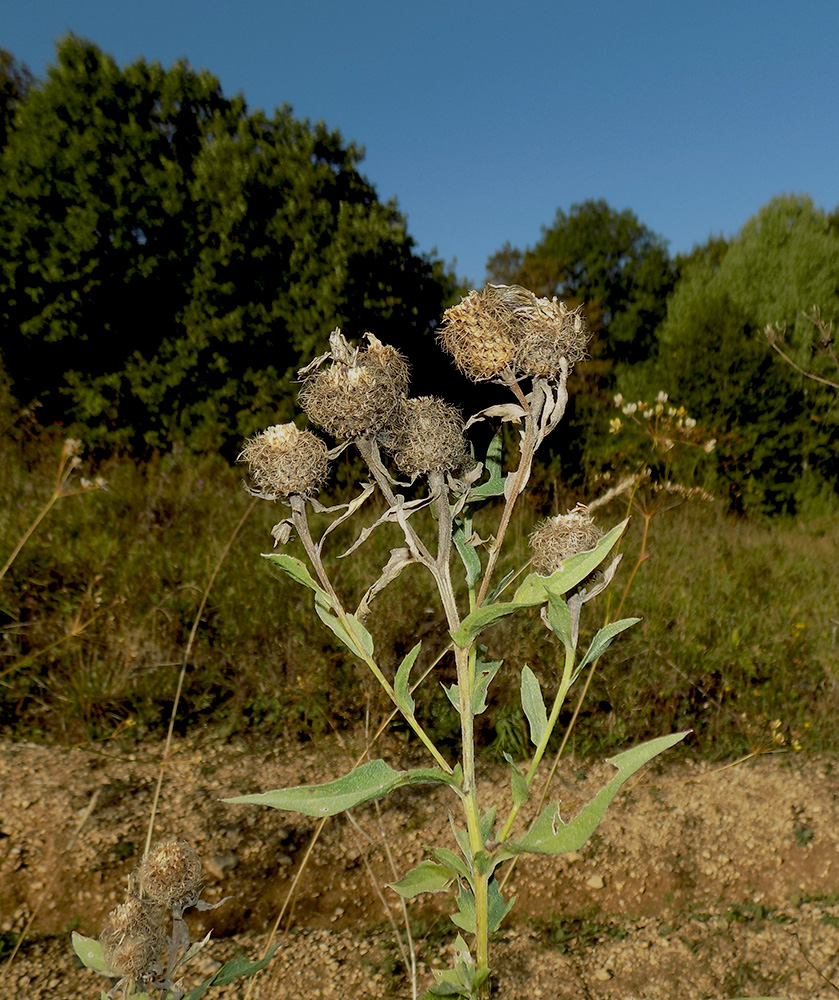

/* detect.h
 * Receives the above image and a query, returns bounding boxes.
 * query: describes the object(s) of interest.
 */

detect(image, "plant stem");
[290,496,454,774]
[497,645,575,844]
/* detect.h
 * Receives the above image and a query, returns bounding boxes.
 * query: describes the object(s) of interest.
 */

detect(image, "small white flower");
[613,393,624,407]
[654,402,664,415]
[685,417,697,429]
[622,402,637,415]
[656,391,668,404]
[704,438,717,453]
[643,408,654,419]
[609,417,622,434]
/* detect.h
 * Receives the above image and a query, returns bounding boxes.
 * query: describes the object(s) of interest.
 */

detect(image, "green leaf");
[504,753,528,809]
[394,642,421,716]
[71,933,114,977]
[520,665,548,747]
[577,617,640,673]
[472,658,502,715]
[513,519,629,605]
[262,553,328,598]
[432,847,472,881]
[444,681,461,713]
[487,877,516,933]
[450,601,528,647]
[452,518,482,587]
[182,944,281,999]
[546,595,574,652]
[467,432,506,501]
[502,731,689,857]
[388,860,454,898]
[450,886,476,934]
[479,806,497,842]
[224,760,455,818]
[314,593,374,659]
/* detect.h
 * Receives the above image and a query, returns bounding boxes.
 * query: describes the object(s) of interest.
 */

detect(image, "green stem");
[290,496,453,775]
[497,644,575,843]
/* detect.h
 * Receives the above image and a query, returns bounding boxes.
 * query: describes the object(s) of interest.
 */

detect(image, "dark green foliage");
[487,199,676,367]
[0,49,32,149]
[0,36,457,453]
[643,195,839,514]
[487,200,676,481]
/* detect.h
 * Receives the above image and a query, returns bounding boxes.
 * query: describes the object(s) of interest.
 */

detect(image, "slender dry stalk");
[143,498,256,857]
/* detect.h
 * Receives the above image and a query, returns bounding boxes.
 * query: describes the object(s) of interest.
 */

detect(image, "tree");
[644,195,839,514]
[487,199,675,367]
[0,36,457,452]
[486,201,676,483]
[0,50,32,149]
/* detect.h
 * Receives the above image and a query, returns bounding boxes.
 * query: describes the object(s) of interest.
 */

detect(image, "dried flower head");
[239,423,329,499]
[390,397,469,475]
[136,840,204,909]
[438,286,519,381]
[529,507,603,576]
[100,895,166,979]
[513,297,590,378]
[299,332,409,439]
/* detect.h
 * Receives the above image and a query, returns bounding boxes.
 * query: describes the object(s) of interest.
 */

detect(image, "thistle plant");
[72,840,276,999]
[227,284,688,998]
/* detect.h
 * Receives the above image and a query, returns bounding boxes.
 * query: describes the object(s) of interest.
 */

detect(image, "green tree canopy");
[639,195,839,514]
[487,199,675,368]
[0,49,32,149]
[0,36,456,452]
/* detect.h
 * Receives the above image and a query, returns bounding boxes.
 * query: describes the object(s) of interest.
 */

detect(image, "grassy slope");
[1,415,837,759]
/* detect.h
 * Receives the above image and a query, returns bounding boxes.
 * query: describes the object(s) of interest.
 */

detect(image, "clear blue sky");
[4,0,838,285]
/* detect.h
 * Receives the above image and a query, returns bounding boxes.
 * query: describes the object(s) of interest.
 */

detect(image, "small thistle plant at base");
[226,284,689,999]
[72,841,276,998]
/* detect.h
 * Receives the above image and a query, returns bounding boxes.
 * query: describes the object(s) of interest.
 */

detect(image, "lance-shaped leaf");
[504,752,528,809]
[224,759,457,818]
[501,731,689,857]
[262,553,328,598]
[432,847,472,881]
[450,601,529,648]
[576,618,640,675]
[314,593,374,659]
[513,518,629,606]
[520,665,548,747]
[472,658,502,715]
[452,518,482,586]
[543,594,575,653]
[182,944,282,999]
[394,642,421,716]
[389,859,455,898]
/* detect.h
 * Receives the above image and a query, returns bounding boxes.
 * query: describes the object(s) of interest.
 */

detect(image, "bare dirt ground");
[2,732,839,999]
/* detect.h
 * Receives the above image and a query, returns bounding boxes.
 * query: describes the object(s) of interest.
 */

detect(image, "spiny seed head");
[513,297,590,378]
[390,396,469,475]
[100,895,166,978]
[136,840,204,908]
[438,286,518,381]
[363,334,411,396]
[298,332,409,440]
[529,508,603,576]
[239,423,329,499]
